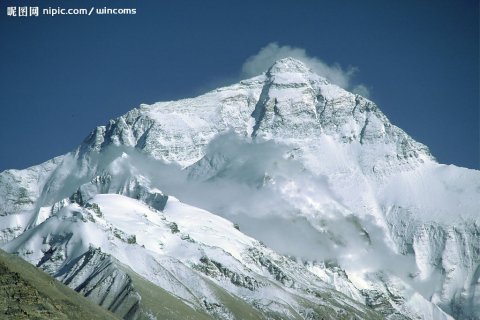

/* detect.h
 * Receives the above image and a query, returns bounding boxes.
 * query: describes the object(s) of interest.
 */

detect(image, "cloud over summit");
[242,43,370,97]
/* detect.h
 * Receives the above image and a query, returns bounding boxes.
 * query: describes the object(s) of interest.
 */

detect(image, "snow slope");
[0,58,478,319]
[2,192,381,319]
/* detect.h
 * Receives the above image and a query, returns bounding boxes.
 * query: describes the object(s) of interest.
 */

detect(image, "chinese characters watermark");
[7,6,39,17]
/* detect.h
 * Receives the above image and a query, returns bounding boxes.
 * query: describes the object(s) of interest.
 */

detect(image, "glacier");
[0,57,478,319]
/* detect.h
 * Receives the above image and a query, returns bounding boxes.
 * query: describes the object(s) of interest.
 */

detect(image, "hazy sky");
[0,0,478,171]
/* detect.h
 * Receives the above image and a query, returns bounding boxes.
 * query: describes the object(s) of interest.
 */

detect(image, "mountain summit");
[266,57,313,74]
[0,59,478,320]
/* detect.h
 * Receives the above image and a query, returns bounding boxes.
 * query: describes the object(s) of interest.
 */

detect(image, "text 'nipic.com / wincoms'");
[6,6,137,17]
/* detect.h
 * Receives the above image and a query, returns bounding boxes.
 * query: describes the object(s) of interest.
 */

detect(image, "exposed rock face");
[52,247,142,319]
[0,58,478,319]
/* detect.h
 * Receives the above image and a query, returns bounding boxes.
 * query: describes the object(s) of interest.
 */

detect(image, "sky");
[0,0,478,171]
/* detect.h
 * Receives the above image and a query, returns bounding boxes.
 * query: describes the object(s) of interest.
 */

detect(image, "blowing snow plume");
[242,42,370,97]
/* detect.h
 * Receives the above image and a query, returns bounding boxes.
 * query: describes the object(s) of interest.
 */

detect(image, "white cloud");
[352,84,371,98]
[241,42,370,97]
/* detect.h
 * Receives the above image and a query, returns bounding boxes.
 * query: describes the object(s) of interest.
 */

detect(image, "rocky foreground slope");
[0,58,478,319]
[0,248,117,319]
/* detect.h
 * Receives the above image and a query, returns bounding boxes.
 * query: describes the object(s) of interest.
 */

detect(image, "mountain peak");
[266,57,311,75]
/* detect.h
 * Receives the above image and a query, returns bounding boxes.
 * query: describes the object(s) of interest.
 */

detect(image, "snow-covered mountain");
[0,58,478,319]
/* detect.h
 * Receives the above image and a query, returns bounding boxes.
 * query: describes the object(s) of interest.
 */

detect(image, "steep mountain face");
[0,58,478,319]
